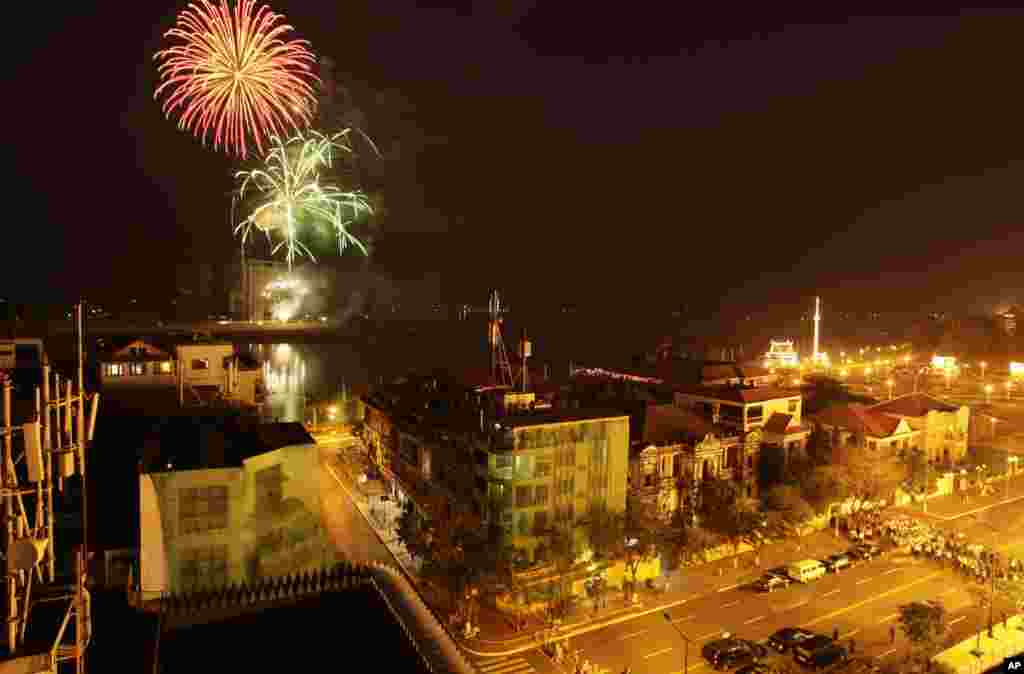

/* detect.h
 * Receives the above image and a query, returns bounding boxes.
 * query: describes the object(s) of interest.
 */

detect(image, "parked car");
[765,566,792,581]
[848,544,880,561]
[702,638,767,670]
[736,665,773,674]
[787,559,827,583]
[767,627,818,653]
[797,643,848,670]
[821,553,852,572]
[793,635,839,668]
[755,574,791,593]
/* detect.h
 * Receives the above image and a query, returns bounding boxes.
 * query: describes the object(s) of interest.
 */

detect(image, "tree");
[699,478,761,556]
[801,465,848,514]
[898,600,946,665]
[763,485,814,537]
[804,423,832,467]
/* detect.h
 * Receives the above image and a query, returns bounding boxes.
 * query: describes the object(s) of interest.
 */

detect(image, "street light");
[866,367,872,382]
[985,384,993,405]
[980,361,987,382]
[662,611,690,674]
[887,378,895,400]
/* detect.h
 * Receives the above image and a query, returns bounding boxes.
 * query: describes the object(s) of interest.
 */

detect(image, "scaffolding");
[1,304,96,674]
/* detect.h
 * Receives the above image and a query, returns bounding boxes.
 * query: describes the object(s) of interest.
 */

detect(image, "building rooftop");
[869,392,960,417]
[499,407,630,429]
[674,384,799,404]
[140,418,314,473]
[637,403,722,446]
[762,412,794,435]
[812,403,902,438]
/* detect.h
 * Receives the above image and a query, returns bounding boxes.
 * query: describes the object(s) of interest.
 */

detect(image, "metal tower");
[1,303,97,673]
[487,290,514,387]
[813,296,821,362]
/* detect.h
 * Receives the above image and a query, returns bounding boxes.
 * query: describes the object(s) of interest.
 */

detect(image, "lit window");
[129,362,146,376]
[158,361,173,374]
[105,363,125,377]
[191,358,210,371]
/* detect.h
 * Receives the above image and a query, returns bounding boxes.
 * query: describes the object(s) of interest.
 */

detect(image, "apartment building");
[138,420,332,596]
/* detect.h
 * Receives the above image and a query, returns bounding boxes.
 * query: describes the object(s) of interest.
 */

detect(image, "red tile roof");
[811,403,902,438]
[869,393,959,417]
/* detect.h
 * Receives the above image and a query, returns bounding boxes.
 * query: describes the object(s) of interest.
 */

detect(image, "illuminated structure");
[870,393,970,465]
[763,340,799,368]
[1011,362,1024,378]
[931,355,958,374]
[138,421,332,595]
[154,0,319,159]
[263,276,309,321]
[813,296,821,362]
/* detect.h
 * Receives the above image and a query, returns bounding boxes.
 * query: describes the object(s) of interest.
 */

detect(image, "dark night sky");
[7,3,1024,315]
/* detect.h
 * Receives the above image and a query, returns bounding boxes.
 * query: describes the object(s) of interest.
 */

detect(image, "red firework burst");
[154,0,320,158]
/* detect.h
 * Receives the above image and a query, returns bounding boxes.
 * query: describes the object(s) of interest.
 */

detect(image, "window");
[191,358,210,371]
[558,477,574,496]
[746,455,753,468]
[158,361,174,374]
[533,510,548,534]
[534,485,549,506]
[868,441,877,451]
[515,486,531,508]
[661,457,671,477]
[104,363,125,377]
[788,399,798,414]
[746,405,764,422]
[495,455,513,470]
[179,486,229,534]
[518,512,530,535]
[535,460,552,478]
[179,545,228,590]
[557,447,575,467]
[129,362,146,376]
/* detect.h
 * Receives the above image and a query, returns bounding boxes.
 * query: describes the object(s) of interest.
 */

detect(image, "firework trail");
[234,130,372,269]
[154,0,319,158]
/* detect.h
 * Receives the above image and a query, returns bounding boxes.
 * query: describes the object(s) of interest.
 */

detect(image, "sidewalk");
[893,472,1024,521]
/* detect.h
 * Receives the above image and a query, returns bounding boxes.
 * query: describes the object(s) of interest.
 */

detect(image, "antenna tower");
[487,290,513,387]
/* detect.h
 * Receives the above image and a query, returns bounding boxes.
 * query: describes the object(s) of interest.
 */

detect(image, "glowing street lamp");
[865,367,873,381]
[840,369,848,379]
[887,378,895,400]
[904,355,911,365]
[981,361,988,382]
[985,384,993,404]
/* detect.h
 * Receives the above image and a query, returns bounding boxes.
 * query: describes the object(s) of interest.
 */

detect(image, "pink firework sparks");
[154,0,320,158]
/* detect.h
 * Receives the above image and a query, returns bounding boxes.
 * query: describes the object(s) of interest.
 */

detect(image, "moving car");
[767,627,817,653]
[793,635,838,667]
[821,553,852,572]
[755,574,790,592]
[701,638,767,670]
[798,643,848,670]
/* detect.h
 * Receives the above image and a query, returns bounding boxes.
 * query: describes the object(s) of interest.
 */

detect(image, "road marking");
[644,647,673,659]
[801,572,943,630]
[718,584,739,592]
[941,587,958,596]
[883,568,901,576]
[673,615,695,623]
[786,599,809,610]
[856,578,872,585]
[879,647,897,657]
[744,615,766,625]
[879,614,899,623]
[479,661,533,674]
[823,589,839,597]
[950,616,967,626]
[619,630,647,640]
[842,629,861,639]
[722,600,740,608]
[697,630,721,641]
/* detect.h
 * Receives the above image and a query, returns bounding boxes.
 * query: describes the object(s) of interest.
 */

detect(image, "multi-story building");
[362,372,630,563]
[98,338,264,407]
[138,420,333,596]
[810,403,919,456]
[869,393,970,465]
[628,404,732,523]
[672,384,810,496]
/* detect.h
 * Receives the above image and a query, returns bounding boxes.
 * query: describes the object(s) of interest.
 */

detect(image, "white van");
[786,560,826,583]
